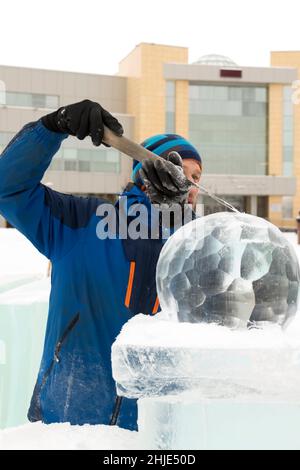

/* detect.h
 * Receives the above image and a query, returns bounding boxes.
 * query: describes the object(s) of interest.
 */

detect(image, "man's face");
[182,159,202,209]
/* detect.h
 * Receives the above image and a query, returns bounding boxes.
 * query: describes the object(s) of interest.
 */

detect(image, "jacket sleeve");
[0,120,99,261]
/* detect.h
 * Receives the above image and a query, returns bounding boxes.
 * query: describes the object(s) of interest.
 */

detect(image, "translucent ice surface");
[156,213,300,328]
[112,313,300,449]
[0,279,50,428]
[0,229,50,428]
[112,314,300,400]
[138,398,300,450]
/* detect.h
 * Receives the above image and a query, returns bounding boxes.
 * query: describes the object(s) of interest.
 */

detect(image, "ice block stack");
[112,213,300,450]
[112,314,300,449]
[0,229,49,428]
[0,279,50,429]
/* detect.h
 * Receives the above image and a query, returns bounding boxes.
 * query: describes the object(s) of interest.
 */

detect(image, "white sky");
[0,0,299,75]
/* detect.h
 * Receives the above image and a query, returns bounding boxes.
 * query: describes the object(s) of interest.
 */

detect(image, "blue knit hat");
[131,134,202,186]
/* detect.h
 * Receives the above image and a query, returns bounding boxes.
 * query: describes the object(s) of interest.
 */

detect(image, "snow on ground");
[0,422,142,450]
[0,228,48,276]
[0,229,49,292]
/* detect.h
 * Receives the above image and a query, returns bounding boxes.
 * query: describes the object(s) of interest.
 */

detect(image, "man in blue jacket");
[0,100,202,430]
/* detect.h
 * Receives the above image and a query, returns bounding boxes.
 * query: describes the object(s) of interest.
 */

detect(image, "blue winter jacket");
[0,120,166,430]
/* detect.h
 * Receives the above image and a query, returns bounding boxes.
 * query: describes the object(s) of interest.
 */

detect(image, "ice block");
[112,314,300,449]
[0,279,49,428]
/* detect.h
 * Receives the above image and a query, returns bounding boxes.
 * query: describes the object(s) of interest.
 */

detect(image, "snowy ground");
[0,422,142,450]
[0,230,300,450]
[0,228,48,278]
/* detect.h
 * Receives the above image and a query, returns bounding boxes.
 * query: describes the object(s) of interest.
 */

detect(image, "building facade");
[1,43,300,229]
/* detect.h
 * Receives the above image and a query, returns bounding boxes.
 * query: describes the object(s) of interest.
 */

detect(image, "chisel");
[103,126,238,212]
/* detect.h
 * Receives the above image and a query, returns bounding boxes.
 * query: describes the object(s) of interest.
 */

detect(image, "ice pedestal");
[0,273,44,294]
[0,279,50,429]
[138,398,300,450]
[0,228,50,428]
[112,314,300,450]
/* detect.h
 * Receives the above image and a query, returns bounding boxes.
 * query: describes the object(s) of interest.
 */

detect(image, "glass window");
[166,96,175,112]
[188,84,268,175]
[3,91,59,109]
[78,161,90,172]
[166,81,176,133]
[90,161,119,173]
[283,147,293,162]
[213,86,228,100]
[284,101,293,116]
[229,87,242,101]
[166,81,175,97]
[282,86,294,177]
[39,143,121,173]
[242,88,256,101]
[255,88,267,103]
[7,92,31,107]
[284,116,293,130]
[91,161,104,172]
[45,95,59,109]
[93,149,106,162]
[224,101,242,116]
[284,87,293,102]
[283,161,293,177]
[32,94,46,108]
[64,160,77,171]
[106,150,120,163]
[243,102,266,117]
[166,112,175,133]
[283,131,293,146]
[189,86,199,100]
[78,149,91,161]
[282,196,293,219]
[63,148,77,160]
[189,100,199,114]
[49,159,64,171]
[198,86,215,100]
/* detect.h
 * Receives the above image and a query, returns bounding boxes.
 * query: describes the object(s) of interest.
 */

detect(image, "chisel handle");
[103,125,160,163]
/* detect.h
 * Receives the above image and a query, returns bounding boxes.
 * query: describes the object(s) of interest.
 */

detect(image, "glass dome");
[193,54,238,67]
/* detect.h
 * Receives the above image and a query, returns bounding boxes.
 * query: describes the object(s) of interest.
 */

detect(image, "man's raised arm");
[0,100,123,260]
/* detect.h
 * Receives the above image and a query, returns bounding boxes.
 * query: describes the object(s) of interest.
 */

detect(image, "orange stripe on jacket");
[152,296,160,314]
[125,261,136,308]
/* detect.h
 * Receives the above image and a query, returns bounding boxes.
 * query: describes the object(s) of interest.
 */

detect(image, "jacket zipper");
[110,396,123,426]
[54,313,80,363]
[39,312,80,391]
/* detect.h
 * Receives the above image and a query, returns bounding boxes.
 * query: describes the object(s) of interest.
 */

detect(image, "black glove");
[41,99,124,146]
[139,151,192,206]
